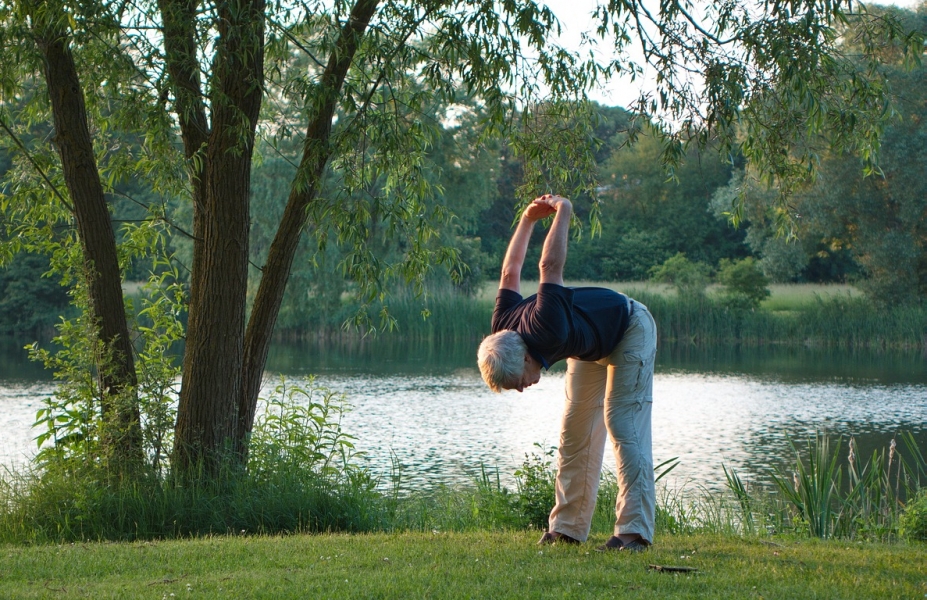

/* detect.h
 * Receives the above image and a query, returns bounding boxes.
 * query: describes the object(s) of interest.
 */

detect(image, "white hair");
[477,330,526,393]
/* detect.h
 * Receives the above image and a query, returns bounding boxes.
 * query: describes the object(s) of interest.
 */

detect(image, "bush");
[649,252,712,297]
[513,444,557,530]
[900,489,927,542]
[249,377,364,481]
[717,257,771,310]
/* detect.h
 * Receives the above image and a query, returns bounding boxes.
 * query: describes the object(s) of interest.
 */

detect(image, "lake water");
[2,336,926,493]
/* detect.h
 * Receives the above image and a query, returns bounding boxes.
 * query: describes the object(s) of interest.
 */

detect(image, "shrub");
[900,489,927,542]
[649,252,712,297]
[717,257,770,310]
[249,377,364,481]
[513,444,557,530]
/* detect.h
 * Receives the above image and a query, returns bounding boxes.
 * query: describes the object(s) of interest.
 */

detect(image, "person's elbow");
[500,267,523,291]
[501,265,524,281]
[538,257,564,272]
[538,259,565,285]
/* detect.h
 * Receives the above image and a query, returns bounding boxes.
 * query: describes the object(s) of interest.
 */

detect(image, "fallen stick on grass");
[648,564,699,573]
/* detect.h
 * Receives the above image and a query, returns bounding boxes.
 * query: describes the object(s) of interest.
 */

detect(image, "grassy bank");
[2,531,925,599]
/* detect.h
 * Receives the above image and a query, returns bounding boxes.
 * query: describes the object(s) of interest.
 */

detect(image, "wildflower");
[889,439,897,466]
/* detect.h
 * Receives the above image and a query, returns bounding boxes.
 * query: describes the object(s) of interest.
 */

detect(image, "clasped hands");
[523,194,572,222]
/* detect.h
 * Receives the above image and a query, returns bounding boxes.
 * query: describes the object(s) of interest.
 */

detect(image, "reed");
[274,282,926,349]
[770,434,845,538]
[723,432,927,541]
[375,288,492,340]
[629,291,927,349]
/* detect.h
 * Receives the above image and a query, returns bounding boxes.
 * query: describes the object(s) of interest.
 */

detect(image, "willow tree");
[713,5,927,304]
[0,0,919,476]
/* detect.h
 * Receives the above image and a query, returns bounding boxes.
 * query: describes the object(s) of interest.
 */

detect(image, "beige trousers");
[548,301,657,544]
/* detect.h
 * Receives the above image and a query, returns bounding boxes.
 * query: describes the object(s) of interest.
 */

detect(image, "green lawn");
[3,531,925,599]
[761,283,862,311]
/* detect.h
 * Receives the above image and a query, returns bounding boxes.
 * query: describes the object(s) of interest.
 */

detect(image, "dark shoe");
[537,530,581,545]
[619,539,649,552]
[595,536,649,552]
[595,535,623,552]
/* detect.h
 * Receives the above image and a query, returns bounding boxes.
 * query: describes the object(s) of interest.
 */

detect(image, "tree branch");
[0,115,75,214]
[266,15,327,69]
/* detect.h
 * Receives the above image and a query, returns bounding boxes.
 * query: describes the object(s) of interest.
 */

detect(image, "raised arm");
[537,196,572,287]
[498,208,537,294]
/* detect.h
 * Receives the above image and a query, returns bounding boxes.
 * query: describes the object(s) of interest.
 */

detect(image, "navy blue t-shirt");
[491,283,631,368]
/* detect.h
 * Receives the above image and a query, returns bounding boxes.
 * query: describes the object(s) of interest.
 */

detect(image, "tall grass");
[630,291,927,349]
[0,463,387,543]
[376,287,493,340]
[770,434,845,538]
[721,432,927,541]
[369,285,926,349]
[425,433,927,543]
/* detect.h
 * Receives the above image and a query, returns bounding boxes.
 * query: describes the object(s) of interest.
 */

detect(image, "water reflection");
[0,337,53,382]
[652,373,926,489]
[659,343,927,385]
[266,336,480,376]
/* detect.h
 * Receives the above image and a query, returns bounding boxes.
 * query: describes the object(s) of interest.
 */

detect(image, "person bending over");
[477,194,658,552]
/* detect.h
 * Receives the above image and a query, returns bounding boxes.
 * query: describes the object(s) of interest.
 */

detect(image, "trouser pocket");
[614,348,654,399]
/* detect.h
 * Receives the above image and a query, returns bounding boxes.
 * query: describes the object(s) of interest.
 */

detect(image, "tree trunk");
[167,0,266,474]
[237,0,381,452]
[157,0,211,358]
[36,22,143,467]
[163,0,379,472]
